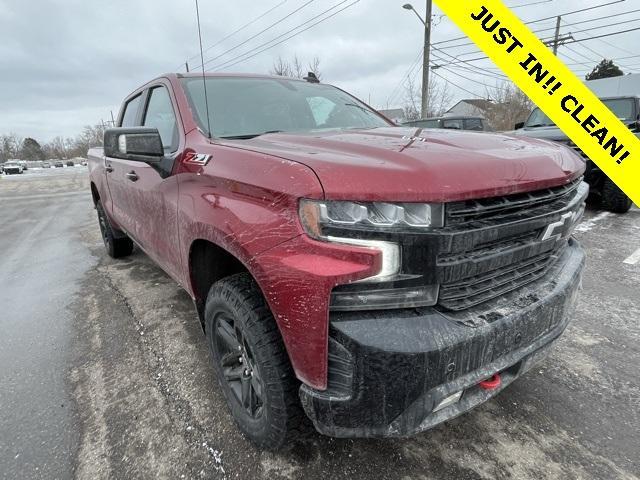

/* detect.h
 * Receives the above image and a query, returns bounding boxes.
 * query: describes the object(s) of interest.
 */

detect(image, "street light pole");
[422,0,432,119]
[403,1,432,119]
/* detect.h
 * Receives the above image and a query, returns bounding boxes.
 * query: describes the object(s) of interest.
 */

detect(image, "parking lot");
[0,167,638,480]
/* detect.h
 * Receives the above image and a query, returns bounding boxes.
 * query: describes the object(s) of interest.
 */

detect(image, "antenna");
[195,0,212,138]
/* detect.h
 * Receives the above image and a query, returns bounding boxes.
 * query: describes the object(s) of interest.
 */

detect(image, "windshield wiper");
[526,123,556,128]
[220,130,284,140]
[343,103,373,114]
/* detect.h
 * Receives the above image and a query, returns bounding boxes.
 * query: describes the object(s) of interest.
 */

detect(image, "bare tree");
[271,55,322,80]
[483,82,533,131]
[427,78,453,118]
[69,124,107,158]
[402,75,421,121]
[0,133,22,162]
[1,122,107,162]
[307,56,322,80]
[44,136,69,159]
[402,76,453,121]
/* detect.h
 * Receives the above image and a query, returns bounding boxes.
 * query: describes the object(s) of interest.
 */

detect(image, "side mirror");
[514,122,525,130]
[104,128,164,162]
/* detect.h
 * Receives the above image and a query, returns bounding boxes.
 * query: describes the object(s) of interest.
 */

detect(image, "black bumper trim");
[300,239,584,438]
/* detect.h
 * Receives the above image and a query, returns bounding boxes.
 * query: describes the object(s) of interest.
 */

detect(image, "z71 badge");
[184,152,212,166]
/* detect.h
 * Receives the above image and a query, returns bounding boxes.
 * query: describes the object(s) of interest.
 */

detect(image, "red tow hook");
[479,374,502,391]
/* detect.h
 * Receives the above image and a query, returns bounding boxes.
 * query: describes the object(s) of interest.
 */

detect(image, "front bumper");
[300,239,584,438]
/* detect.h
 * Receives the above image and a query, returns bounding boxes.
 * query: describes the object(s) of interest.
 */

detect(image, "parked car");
[403,115,492,131]
[54,161,64,168]
[66,160,75,167]
[88,72,586,449]
[512,95,638,213]
[3,161,24,175]
[42,162,51,168]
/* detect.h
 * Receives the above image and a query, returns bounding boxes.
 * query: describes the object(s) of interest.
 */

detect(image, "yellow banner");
[433,0,639,206]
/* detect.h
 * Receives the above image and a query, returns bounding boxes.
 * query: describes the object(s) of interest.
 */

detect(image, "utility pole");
[422,0,433,119]
[552,15,561,55]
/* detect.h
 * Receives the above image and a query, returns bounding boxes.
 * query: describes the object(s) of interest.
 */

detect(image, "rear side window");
[442,119,463,130]
[143,87,178,152]
[464,118,484,131]
[121,94,142,127]
[417,119,440,128]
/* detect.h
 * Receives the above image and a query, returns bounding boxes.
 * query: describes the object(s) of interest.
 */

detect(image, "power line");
[436,65,502,93]
[437,62,508,81]
[564,26,640,45]
[387,50,423,107]
[434,9,640,56]
[508,0,553,8]
[431,69,486,99]
[182,0,289,67]
[208,0,360,71]
[427,24,640,69]
[431,49,507,80]
[431,0,627,48]
[559,16,640,37]
[194,0,317,69]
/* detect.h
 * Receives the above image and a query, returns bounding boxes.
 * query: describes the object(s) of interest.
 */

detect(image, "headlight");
[299,199,444,236]
[299,200,441,309]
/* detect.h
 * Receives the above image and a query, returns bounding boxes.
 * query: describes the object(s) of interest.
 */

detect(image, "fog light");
[433,391,463,412]
[330,284,438,311]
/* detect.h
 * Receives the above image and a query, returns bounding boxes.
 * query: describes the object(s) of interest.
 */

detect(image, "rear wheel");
[95,200,134,258]
[602,178,633,213]
[204,273,307,449]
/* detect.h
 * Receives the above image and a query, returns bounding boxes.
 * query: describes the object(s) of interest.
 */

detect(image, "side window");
[442,119,463,130]
[143,87,178,152]
[464,118,484,131]
[121,94,142,127]
[419,120,440,128]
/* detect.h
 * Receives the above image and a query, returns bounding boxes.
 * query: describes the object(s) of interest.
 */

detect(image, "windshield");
[181,77,390,139]
[525,98,636,127]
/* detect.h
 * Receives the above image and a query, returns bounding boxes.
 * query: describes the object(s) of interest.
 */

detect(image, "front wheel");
[204,273,307,449]
[602,178,633,213]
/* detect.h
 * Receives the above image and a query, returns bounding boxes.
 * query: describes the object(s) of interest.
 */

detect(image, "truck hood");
[225,127,584,202]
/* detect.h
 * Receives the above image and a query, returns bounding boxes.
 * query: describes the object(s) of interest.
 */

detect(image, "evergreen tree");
[585,59,624,81]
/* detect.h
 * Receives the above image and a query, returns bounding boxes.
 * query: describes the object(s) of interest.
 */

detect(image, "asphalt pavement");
[0,167,93,479]
[0,167,638,479]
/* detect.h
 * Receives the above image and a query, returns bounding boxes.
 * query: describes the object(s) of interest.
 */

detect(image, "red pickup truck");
[88,73,587,448]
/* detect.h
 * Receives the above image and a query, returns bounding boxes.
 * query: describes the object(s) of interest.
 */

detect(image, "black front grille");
[446,178,582,226]
[436,179,587,312]
[439,250,560,311]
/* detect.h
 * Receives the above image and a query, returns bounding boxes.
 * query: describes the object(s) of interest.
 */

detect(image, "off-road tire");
[602,178,633,213]
[96,200,134,258]
[204,273,307,449]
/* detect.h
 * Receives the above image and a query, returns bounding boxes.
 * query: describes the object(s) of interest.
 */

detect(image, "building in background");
[444,99,494,118]
[377,108,405,124]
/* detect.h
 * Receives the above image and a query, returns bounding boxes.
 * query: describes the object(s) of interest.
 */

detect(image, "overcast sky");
[1,0,638,142]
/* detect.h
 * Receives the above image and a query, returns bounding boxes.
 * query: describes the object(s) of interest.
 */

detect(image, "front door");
[107,83,184,283]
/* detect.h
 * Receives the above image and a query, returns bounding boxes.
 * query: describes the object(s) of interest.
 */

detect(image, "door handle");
[126,171,139,182]
[105,164,114,173]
